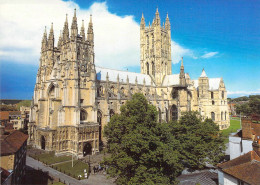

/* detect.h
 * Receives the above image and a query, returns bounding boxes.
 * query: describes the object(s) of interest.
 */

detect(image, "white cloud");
[227,89,260,96]
[171,41,197,64]
[0,0,196,68]
[201,51,218,59]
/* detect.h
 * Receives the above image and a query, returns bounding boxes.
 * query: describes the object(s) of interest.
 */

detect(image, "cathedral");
[29,9,229,157]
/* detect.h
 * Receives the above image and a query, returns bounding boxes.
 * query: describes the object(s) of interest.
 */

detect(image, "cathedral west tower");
[140,9,172,85]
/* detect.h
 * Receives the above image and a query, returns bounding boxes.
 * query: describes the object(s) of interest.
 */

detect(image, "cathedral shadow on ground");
[22,166,54,185]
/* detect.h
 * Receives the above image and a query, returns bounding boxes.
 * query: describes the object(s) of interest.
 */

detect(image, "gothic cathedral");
[29,9,229,156]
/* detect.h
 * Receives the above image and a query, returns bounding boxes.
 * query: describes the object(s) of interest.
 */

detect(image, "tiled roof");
[0,111,9,121]
[0,130,28,156]
[218,151,260,185]
[177,171,218,185]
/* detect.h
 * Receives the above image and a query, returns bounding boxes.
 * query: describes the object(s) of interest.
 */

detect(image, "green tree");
[170,112,226,170]
[104,93,183,184]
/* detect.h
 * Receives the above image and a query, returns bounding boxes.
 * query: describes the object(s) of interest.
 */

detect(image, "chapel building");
[29,9,230,156]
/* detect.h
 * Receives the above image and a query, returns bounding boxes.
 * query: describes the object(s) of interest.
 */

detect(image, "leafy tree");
[170,112,226,170]
[104,93,183,184]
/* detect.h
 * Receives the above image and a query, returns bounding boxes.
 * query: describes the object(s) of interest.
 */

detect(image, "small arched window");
[121,87,125,94]
[80,109,87,121]
[225,111,227,120]
[152,62,155,76]
[146,62,149,74]
[211,112,215,121]
[221,112,223,120]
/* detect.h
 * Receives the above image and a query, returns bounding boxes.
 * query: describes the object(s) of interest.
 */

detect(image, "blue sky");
[0,0,259,99]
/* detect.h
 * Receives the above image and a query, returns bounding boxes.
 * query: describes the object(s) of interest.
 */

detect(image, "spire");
[71,8,78,40]
[48,23,54,50]
[200,68,207,78]
[87,14,94,44]
[127,75,129,84]
[179,57,186,86]
[63,14,69,41]
[140,12,145,30]
[80,20,85,41]
[155,8,160,25]
[57,30,63,49]
[165,12,171,30]
[41,26,48,52]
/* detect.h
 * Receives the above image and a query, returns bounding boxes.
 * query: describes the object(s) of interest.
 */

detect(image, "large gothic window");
[165,108,168,123]
[171,105,178,121]
[80,109,87,122]
[146,62,149,75]
[152,62,155,76]
[211,112,215,121]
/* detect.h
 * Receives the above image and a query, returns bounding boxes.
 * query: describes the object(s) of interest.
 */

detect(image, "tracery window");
[171,105,178,121]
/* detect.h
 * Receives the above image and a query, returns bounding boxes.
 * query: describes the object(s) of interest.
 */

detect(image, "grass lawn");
[32,151,74,165]
[221,119,241,143]
[54,160,89,179]
[49,182,65,185]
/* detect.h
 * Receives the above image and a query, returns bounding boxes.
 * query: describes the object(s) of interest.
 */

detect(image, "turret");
[154,8,161,26]
[71,8,78,40]
[80,20,85,41]
[57,30,62,49]
[41,27,48,52]
[165,13,171,31]
[140,13,145,30]
[63,14,69,42]
[48,23,54,50]
[179,57,186,86]
[198,68,209,98]
[87,15,94,45]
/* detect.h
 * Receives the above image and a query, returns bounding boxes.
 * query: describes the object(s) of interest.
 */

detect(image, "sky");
[0,0,259,99]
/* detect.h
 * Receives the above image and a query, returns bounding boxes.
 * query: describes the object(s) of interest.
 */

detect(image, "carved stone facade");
[29,9,229,156]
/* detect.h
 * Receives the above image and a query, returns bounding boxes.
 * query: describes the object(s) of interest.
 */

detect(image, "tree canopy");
[170,111,226,170]
[104,93,183,184]
[104,93,226,184]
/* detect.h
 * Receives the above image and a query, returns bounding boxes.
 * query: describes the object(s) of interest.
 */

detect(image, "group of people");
[93,164,108,174]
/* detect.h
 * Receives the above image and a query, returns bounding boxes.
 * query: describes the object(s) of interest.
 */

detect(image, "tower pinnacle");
[87,14,94,44]
[80,20,85,41]
[71,8,78,40]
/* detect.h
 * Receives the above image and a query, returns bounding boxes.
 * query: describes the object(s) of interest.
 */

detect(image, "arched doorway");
[41,135,46,150]
[171,105,178,121]
[83,142,92,156]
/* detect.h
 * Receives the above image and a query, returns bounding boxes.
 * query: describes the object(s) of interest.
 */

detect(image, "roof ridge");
[96,66,142,75]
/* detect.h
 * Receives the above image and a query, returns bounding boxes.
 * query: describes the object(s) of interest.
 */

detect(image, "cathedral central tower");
[140,9,172,85]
